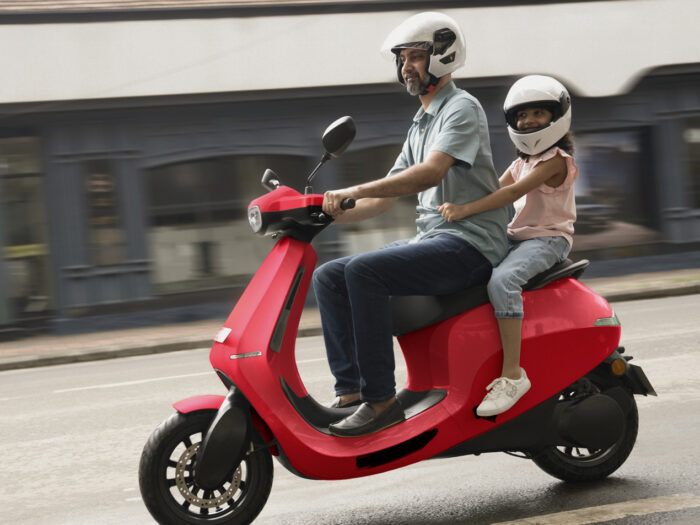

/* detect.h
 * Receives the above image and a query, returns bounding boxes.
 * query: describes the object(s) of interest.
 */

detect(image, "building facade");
[1,0,699,332]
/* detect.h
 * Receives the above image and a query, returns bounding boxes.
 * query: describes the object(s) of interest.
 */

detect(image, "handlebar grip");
[341,198,356,210]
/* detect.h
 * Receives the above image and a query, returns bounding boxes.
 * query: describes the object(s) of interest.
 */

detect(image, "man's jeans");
[312,234,492,403]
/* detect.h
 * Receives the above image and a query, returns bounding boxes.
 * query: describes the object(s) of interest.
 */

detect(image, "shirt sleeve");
[428,97,480,168]
[386,137,412,177]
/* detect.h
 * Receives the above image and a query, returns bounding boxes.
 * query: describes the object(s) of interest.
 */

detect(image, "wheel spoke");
[166,477,177,487]
[183,436,193,448]
[167,460,178,468]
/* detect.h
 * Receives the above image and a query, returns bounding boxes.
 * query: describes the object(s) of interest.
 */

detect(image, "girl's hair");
[517,131,575,159]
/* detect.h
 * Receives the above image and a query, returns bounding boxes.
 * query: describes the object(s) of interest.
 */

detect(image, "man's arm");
[332,197,398,224]
[323,150,455,218]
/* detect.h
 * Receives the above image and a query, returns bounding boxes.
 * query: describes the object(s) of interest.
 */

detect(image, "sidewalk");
[1,268,699,372]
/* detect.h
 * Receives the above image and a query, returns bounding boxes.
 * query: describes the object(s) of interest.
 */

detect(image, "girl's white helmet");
[504,75,572,156]
[381,12,466,85]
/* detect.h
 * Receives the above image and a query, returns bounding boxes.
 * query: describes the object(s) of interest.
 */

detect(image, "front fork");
[193,386,252,491]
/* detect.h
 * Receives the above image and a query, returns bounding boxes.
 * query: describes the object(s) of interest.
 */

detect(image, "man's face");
[399,48,430,96]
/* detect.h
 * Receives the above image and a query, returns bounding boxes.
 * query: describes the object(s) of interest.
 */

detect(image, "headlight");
[248,206,263,233]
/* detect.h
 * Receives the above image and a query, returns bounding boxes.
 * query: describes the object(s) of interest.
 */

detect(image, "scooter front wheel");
[139,409,273,525]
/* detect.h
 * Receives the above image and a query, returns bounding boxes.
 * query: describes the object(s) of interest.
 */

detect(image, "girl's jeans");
[487,236,571,319]
[313,234,492,403]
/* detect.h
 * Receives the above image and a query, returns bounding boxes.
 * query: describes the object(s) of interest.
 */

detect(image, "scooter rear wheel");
[531,384,639,483]
[139,409,273,525]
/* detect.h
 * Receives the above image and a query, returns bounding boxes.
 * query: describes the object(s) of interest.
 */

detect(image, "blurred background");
[0,0,698,336]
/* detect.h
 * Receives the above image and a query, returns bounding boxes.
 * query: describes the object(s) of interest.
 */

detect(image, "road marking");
[491,493,700,525]
[297,357,326,364]
[52,358,326,393]
[53,371,212,393]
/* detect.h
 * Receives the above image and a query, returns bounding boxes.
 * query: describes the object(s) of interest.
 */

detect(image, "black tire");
[139,410,273,525]
[531,382,639,483]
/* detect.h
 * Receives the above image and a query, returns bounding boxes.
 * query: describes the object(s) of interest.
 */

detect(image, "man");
[314,12,509,437]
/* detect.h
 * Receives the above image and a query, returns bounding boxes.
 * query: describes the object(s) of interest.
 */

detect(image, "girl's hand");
[438,202,463,222]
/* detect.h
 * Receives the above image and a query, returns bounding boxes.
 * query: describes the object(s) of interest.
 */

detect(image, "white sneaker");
[476,368,531,417]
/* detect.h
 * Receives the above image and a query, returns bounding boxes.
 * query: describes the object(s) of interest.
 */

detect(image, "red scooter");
[139,117,656,525]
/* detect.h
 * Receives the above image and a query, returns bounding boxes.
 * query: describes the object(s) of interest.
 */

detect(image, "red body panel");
[249,187,323,212]
[204,235,621,481]
[174,395,225,413]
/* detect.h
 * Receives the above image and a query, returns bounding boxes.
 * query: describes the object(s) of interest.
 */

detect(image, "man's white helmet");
[504,75,572,156]
[381,12,466,87]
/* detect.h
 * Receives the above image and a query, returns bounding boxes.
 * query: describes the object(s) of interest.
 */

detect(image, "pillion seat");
[391,259,589,337]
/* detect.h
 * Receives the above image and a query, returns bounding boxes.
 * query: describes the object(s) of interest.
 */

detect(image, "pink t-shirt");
[507,147,578,246]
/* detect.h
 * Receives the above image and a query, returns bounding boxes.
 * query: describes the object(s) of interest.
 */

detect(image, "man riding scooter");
[314,11,509,437]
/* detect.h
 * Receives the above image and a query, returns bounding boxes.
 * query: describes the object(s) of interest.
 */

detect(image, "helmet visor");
[390,41,432,54]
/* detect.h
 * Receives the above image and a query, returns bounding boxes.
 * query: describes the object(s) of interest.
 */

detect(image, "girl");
[438,75,578,417]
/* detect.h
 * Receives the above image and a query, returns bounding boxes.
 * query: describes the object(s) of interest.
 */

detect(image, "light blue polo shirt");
[387,81,509,266]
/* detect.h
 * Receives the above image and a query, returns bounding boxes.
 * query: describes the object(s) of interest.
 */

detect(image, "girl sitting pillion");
[439,75,578,416]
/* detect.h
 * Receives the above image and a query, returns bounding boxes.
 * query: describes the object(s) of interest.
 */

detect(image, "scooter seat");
[391,258,589,337]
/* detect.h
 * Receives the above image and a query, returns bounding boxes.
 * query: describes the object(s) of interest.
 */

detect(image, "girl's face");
[516,107,553,132]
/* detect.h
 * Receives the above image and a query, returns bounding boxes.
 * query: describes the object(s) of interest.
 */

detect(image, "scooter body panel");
[204,232,622,481]
[173,395,225,413]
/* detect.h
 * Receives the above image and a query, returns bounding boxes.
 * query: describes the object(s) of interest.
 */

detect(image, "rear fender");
[590,347,657,396]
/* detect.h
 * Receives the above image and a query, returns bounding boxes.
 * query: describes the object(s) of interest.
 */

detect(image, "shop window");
[684,118,700,209]
[84,160,127,266]
[328,145,417,255]
[145,155,308,294]
[0,136,53,320]
[573,130,659,250]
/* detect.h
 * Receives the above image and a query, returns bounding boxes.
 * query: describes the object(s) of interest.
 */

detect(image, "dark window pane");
[85,160,127,266]
[145,154,308,294]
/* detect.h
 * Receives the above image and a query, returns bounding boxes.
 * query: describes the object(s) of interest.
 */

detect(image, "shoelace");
[484,377,516,398]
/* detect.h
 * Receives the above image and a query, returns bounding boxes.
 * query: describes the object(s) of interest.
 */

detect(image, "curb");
[1,286,698,372]
[0,326,324,372]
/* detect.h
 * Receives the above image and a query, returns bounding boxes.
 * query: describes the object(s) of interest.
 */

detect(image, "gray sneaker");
[476,368,531,417]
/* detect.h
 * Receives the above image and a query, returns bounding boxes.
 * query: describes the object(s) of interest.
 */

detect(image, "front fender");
[173,394,225,413]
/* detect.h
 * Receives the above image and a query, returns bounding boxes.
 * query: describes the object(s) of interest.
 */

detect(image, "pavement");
[1,264,699,372]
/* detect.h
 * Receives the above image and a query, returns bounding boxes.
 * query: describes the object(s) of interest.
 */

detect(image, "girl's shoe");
[476,368,531,417]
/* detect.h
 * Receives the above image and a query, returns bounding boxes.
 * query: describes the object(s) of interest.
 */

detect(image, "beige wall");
[0,0,698,104]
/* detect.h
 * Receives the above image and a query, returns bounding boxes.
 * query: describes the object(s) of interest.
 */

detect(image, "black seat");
[391,258,589,337]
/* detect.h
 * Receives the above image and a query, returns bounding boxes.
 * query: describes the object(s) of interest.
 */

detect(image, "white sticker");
[214,327,232,343]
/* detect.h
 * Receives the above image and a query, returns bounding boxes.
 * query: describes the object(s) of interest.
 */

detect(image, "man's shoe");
[476,368,531,417]
[329,400,405,437]
[327,396,362,409]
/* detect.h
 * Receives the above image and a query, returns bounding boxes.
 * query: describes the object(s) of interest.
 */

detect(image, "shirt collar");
[413,81,457,122]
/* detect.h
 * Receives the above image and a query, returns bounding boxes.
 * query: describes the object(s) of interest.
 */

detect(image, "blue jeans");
[487,236,571,319]
[312,234,492,403]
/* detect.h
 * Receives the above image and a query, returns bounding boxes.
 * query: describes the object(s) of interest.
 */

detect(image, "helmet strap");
[421,74,440,95]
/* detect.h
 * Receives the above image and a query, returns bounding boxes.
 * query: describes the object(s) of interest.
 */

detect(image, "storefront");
[1,1,699,333]
[0,67,698,333]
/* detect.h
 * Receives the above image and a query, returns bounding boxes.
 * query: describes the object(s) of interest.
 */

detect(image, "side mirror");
[261,169,280,191]
[322,116,356,158]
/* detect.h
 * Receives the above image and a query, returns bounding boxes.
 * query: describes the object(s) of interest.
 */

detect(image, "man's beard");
[405,74,430,96]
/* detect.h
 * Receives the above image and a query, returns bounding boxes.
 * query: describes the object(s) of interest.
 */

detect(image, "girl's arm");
[439,155,567,221]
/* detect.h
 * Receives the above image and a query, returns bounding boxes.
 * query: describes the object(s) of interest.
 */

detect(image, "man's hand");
[323,188,359,218]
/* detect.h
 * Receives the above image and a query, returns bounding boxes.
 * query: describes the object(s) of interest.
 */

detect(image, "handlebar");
[313,198,356,224]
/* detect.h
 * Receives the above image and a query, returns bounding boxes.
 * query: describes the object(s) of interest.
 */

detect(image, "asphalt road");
[2,294,700,525]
